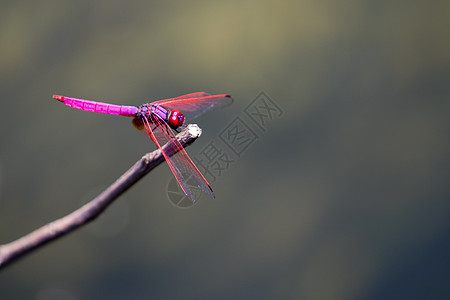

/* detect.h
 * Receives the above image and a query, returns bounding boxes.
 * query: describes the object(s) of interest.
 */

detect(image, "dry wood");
[0,124,202,270]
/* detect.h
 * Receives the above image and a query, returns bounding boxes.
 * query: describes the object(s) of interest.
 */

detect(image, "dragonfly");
[53,92,233,202]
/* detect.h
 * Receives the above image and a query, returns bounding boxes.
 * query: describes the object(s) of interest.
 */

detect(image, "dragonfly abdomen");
[53,95,138,117]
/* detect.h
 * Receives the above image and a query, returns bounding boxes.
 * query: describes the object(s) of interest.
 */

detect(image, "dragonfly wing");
[152,93,233,122]
[172,92,211,100]
[142,113,214,202]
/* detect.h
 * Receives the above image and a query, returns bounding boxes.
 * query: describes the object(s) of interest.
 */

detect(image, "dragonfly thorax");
[135,104,184,130]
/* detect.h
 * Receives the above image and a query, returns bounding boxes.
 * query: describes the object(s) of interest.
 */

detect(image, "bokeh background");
[1,0,449,299]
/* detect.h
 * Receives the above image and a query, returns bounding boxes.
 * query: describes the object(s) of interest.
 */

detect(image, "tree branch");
[0,124,203,270]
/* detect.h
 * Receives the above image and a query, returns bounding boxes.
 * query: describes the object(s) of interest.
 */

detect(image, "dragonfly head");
[168,109,184,129]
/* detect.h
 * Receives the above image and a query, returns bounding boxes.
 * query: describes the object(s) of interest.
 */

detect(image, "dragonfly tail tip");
[53,95,64,102]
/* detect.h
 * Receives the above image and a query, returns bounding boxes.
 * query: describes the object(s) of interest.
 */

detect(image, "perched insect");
[53,92,233,202]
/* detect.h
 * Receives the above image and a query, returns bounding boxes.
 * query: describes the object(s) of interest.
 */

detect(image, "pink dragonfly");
[53,92,233,202]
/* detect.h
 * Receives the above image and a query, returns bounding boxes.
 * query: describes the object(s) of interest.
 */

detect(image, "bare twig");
[0,124,203,270]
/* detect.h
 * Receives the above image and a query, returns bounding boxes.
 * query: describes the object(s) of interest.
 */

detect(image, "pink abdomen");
[53,95,138,117]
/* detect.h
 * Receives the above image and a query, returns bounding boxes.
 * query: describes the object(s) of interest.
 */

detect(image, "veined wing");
[152,93,233,122]
[142,113,214,202]
[171,92,211,100]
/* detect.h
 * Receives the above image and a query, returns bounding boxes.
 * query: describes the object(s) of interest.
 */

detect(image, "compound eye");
[168,110,184,128]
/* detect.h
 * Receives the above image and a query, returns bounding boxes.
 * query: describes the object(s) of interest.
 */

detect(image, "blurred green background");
[1,0,449,299]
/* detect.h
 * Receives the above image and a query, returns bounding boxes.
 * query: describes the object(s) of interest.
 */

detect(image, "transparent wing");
[141,113,214,202]
[152,93,233,122]
[171,92,211,100]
